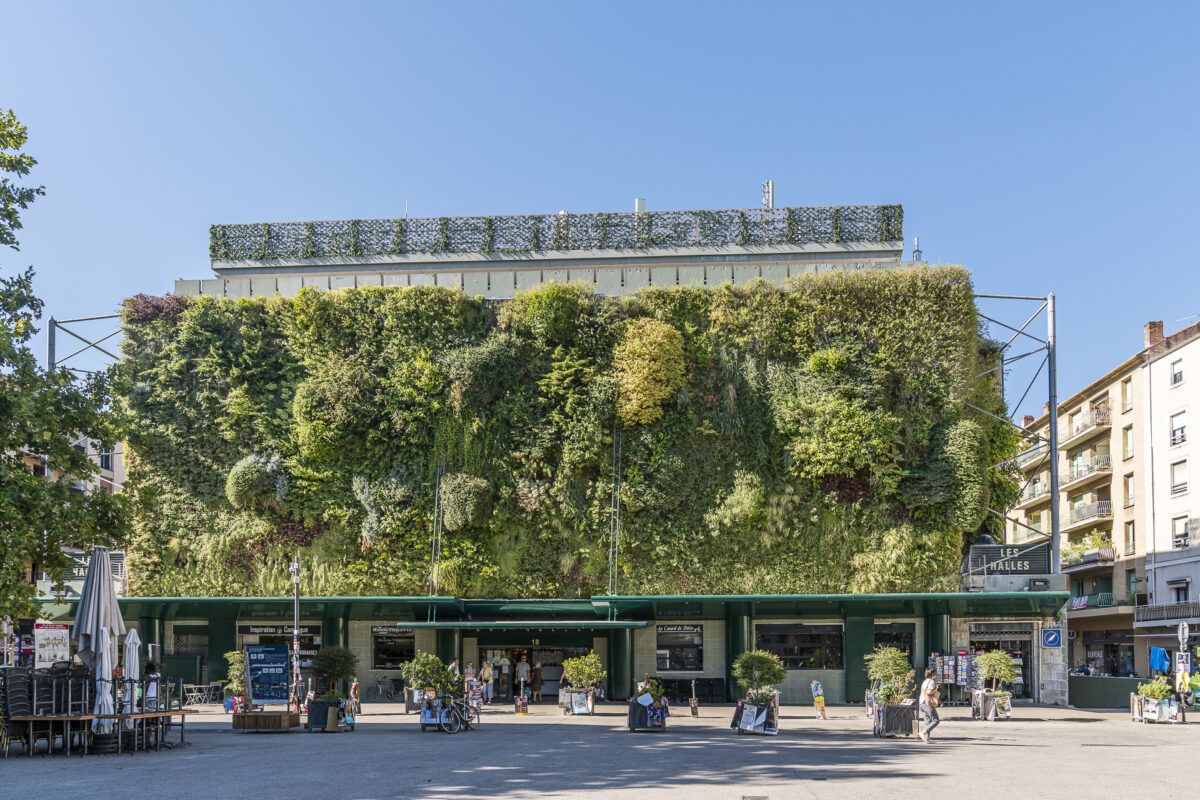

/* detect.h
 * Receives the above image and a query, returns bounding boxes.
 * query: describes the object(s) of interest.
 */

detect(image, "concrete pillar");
[436,629,461,665]
[609,629,633,700]
[726,610,753,701]
[844,614,874,703]
[206,614,236,682]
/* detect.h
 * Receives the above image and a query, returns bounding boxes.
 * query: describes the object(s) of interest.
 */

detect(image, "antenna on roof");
[761,180,774,210]
[912,236,923,262]
[405,200,408,219]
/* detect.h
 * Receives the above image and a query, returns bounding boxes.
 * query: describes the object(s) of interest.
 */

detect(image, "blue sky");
[4,1,1198,416]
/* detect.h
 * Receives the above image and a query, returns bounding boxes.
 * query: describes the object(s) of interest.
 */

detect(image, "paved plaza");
[3,702,1195,799]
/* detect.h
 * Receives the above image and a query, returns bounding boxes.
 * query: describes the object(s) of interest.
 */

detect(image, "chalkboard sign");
[245,644,290,705]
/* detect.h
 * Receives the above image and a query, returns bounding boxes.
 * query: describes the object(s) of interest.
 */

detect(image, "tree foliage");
[976,649,1019,692]
[113,267,1013,598]
[864,645,915,704]
[562,650,607,691]
[0,111,128,624]
[731,649,786,703]
[399,651,462,698]
[311,645,359,694]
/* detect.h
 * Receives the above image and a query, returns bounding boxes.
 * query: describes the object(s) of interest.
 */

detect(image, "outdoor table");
[92,709,197,753]
[8,714,97,757]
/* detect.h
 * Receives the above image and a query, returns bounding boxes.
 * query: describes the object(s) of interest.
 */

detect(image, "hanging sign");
[244,644,290,705]
[34,623,70,667]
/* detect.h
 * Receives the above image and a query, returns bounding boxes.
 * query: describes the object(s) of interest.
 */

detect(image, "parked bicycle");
[372,677,403,701]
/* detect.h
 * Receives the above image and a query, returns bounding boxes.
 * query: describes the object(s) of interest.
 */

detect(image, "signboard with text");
[968,543,1051,575]
[245,644,290,705]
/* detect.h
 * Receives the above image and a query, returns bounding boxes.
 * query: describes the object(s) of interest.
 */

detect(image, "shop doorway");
[970,637,1031,699]
[478,643,592,702]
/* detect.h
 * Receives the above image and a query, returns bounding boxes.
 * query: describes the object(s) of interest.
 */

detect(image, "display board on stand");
[245,644,290,705]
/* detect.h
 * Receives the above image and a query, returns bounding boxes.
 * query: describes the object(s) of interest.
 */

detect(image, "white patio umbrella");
[93,626,115,733]
[122,628,141,728]
[72,546,126,669]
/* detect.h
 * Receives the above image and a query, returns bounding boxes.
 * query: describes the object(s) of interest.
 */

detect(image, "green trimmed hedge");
[115,266,1014,597]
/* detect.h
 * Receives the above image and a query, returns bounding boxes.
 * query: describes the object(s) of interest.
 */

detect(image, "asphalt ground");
[2,701,1196,799]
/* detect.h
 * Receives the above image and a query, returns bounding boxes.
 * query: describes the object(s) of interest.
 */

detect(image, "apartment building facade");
[1135,321,1200,657]
[1008,320,1200,677]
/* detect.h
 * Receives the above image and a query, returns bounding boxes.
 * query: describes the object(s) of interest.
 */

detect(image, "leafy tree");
[399,651,462,698]
[0,109,45,249]
[223,650,247,697]
[311,645,359,695]
[977,649,1019,692]
[0,110,128,625]
[731,649,786,704]
[562,650,607,691]
[864,645,915,705]
[1137,675,1171,701]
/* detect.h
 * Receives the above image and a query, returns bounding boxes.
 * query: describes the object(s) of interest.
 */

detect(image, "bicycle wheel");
[438,707,462,734]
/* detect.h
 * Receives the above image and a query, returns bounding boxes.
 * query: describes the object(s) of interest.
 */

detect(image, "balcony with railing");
[1060,407,1112,446]
[1062,454,1113,490]
[1016,442,1048,470]
[1135,600,1200,623]
[1015,481,1052,509]
[1062,500,1113,532]
[1068,592,1120,611]
[1171,425,1187,446]
[1062,545,1116,573]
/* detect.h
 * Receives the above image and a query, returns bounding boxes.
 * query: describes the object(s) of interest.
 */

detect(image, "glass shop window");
[755,624,844,670]
[655,625,703,671]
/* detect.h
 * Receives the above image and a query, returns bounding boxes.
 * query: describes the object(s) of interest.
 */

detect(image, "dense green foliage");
[731,649,787,703]
[399,652,462,698]
[977,649,1019,692]
[1,111,128,624]
[311,645,359,694]
[865,645,915,704]
[115,266,1014,598]
[223,650,246,697]
[562,650,608,691]
[1137,676,1171,701]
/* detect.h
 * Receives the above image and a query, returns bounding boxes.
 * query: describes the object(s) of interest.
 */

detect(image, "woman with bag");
[919,665,940,743]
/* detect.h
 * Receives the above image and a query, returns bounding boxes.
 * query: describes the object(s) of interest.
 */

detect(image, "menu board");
[245,644,290,705]
[35,623,70,667]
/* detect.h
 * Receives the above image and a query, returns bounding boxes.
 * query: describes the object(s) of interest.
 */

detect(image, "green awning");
[398,620,647,629]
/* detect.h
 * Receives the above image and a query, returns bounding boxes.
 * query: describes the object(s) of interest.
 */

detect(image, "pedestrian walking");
[919,665,940,743]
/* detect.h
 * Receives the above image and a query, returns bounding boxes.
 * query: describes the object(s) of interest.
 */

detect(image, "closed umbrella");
[122,628,141,727]
[72,546,126,669]
[93,626,115,733]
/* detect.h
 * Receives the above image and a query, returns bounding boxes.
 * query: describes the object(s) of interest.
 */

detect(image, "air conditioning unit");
[1028,578,1050,591]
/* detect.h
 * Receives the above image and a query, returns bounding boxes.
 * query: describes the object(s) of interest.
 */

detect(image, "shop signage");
[34,623,70,667]
[237,624,320,636]
[656,607,703,618]
[969,543,1050,574]
[372,626,414,638]
[656,624,703,634]
[245,644,290,705]
[1041,629,1062,648]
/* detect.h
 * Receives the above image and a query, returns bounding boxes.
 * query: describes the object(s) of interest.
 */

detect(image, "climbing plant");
[113,265,1012,598]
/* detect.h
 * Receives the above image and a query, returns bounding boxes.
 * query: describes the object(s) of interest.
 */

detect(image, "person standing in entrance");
[919,665,940,743]
[531,662,544,702]
[479,661,494,705]
[515,654,531,698]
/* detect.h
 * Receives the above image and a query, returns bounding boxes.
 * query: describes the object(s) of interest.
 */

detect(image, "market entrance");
[970,623,1033,699]
[475,633,597,702]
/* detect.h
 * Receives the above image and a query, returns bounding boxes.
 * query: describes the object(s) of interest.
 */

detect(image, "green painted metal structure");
[40,592,1066,702]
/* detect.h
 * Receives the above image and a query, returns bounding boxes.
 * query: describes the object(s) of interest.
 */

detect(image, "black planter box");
[628,699,668,732]
[875,704,918,737]
[307,699,337,732]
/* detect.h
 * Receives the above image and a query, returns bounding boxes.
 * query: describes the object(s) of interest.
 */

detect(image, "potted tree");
[223,650,247,713]
[1133,676,1172,723]
[864,645,917,737]
[400,652,461,731]
[628,674,670,732]
[730,649,786,735]
[562,651,607,715]
[975,649,1018,720]
[308,646,359,732]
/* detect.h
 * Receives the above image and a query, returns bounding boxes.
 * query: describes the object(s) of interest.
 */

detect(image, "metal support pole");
[1047,293,1060,574]
[290,555,301,713]
[46,317,55,370]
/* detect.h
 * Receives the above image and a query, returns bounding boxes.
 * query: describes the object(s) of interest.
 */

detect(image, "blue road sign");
[1041,629,1062,648]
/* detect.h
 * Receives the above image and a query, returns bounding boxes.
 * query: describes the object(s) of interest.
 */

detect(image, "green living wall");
[115,266,1016,598]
